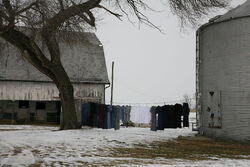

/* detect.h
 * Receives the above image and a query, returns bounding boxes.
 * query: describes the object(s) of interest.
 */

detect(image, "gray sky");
[96,0,246,105]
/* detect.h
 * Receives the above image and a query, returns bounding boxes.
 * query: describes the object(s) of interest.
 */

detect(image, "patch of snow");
[0,125,194,166]
[1,150,35,167]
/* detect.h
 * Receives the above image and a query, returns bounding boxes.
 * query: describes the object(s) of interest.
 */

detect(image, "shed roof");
[0,31,110,84]
[213,0,250,23]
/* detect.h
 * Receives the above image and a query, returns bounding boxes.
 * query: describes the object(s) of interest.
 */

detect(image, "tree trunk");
[59,83,79,130]
[53,64,80,130]
[39,31,80,130]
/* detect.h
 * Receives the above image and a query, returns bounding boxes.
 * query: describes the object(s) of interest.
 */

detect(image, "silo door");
[207,91,222,128]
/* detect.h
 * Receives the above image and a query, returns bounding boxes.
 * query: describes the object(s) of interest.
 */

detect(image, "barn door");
[207,91,222,128]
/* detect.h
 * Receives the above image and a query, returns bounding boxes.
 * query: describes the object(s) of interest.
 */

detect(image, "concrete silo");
[196,0,250,142]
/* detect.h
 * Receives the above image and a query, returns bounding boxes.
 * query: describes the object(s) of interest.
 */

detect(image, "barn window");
[19,101,29,109]
[3,113,17,119]
[36,102,46,110]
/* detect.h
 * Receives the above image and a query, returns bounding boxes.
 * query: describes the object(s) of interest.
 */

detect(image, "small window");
[19,101,29,109]
[36,102,46,110]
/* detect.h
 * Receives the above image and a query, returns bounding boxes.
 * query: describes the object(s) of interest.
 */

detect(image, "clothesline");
[106,98,195,106]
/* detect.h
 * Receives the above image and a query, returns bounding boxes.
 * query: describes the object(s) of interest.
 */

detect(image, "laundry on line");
[80,102,190,131]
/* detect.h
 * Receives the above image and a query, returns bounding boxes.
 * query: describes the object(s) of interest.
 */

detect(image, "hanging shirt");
[130,106,151,124]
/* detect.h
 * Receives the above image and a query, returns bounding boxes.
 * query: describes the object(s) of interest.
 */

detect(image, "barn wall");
[198,17,250,142]
[0,81,106,124]
[0,100,59,123]
[0,81,105,103]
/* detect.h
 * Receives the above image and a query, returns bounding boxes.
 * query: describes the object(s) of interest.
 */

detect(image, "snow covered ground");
[0,112,249,167]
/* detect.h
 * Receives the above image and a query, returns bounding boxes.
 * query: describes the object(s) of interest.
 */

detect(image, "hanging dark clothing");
[162,105,168,129]
[89,103,96,126]
[111,106,116,129]
[183,103,190,127]
[156,106,164,130]
[174,103,182,128]
[81,103,91,126]
[163,105,170,128]
[120,106,125,123]
[114,106,120,130]
[104,105,112,129]
[170,105,177,128]
[98,104,105,129]
[150,106,157,131]
[93,103,99,127]
[107,105,112,129]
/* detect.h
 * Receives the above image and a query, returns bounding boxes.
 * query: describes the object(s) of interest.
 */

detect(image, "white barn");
[0,31,109,124]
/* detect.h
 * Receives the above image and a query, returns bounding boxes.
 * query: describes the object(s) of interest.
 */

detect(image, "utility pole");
[110,61,114,106]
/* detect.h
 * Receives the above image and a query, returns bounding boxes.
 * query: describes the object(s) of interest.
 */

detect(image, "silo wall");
[197,17,250,142]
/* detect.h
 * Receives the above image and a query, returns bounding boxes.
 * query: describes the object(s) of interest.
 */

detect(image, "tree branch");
[2,0,15,26]
[97,4,122,20]
[57,0,65,10]
[78,12,95,27]
[2,0,13,14]
[16,1,38,15]
[43,0,101,33]
[0,28,55,79]
[42,32,61,64]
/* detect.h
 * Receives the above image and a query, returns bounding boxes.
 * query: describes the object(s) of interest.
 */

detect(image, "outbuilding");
[0,31,109,124]
[196,0,250,142]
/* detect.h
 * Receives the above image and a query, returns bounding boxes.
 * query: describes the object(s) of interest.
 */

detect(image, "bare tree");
[0,0,229,130]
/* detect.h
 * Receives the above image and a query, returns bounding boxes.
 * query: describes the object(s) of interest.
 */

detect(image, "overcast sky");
[96,0,246,105]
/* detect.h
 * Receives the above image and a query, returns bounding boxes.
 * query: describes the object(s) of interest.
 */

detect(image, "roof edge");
[197,15,250,32]
[0,79,110,85]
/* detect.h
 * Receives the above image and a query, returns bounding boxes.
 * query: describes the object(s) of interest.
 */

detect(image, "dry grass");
[29,163,42,167]
[111,136,250,161]
[0,129,23,131]
[12,147,22,156]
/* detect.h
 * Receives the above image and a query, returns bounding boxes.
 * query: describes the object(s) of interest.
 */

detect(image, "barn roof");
[0,30,110,84]
[211,0,250,23]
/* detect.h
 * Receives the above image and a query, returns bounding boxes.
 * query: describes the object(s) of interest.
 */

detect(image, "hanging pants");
[150,106,157,131]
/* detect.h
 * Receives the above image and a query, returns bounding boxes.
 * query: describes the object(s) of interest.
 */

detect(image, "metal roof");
[0,31,110,84]
[213,0,250,23]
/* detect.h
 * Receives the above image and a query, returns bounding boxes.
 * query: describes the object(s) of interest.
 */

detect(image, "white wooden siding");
[0,81,105,103]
